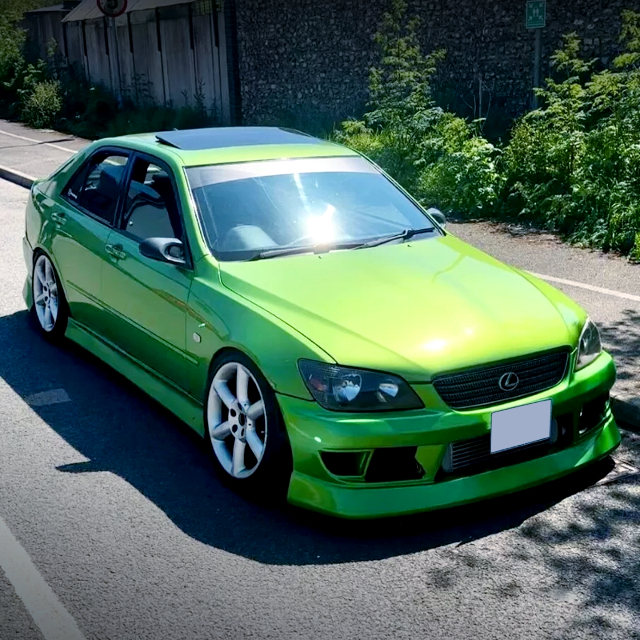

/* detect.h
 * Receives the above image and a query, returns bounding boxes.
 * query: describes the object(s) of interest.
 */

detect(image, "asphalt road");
[0,121,87,179]
[1,178,640,640]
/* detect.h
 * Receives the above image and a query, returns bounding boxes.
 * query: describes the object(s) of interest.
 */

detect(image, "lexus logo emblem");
[498,372,520,392]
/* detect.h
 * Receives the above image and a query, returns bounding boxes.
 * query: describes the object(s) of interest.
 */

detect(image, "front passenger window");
[122,160,182,243]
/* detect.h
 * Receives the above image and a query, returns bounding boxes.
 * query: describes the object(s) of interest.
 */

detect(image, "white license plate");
[490,400,552,454]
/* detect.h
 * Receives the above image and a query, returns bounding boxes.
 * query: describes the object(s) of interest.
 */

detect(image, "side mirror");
[139,237,187,266]
[427,207,447,228]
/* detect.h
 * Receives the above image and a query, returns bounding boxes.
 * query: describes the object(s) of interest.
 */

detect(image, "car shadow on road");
[0,309,633,569]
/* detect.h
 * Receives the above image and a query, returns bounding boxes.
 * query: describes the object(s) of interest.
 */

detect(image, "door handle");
[105,243,127,260]
[51,212,66,225]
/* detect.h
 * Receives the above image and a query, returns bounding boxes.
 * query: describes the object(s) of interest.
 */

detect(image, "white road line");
[528,271,640,303]
[25,389,71,407]
[0,516,87,640]
[0,128,79,155]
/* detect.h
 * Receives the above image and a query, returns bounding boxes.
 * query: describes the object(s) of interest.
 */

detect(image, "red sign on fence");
[97,0,127,18]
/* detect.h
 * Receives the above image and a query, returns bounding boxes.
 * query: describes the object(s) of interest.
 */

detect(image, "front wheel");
[32,253,68,342]
[204,352,292,502]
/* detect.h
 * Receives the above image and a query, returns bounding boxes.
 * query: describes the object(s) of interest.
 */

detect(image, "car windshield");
[185,156,440,261]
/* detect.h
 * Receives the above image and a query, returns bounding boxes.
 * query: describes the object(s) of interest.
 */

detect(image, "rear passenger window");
[66,153,128,224]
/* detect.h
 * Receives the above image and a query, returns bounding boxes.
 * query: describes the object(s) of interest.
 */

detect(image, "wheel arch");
[207,346,257,381]
[205,345,300,403]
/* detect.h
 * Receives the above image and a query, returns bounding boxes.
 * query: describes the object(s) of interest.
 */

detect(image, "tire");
[31,252,69,343]
[204,351,293,503]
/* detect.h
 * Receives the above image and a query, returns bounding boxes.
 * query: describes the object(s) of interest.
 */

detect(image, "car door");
[100,153,194,391]
[52,148,130,333]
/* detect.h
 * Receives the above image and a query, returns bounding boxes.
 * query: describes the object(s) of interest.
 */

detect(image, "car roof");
[101,126,358,167]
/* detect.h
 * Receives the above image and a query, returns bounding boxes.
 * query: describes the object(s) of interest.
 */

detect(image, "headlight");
[298,360,424,412]
[576,317,602,370]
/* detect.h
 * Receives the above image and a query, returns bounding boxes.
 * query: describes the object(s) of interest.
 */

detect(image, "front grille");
[442,434,548,474]
[433,350,570,410]
[445,435,491,471]
[441,414,573,476]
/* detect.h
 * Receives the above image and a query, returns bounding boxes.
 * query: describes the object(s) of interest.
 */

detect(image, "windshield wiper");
[248,246,313,261]
[248,228,436,261]
[248,240,364,261]
[355,227,436,249]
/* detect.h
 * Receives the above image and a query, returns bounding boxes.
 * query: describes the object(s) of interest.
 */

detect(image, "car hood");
[219,234,586,382]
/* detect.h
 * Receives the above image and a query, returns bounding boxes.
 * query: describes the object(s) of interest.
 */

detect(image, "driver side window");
[121,159,183,243]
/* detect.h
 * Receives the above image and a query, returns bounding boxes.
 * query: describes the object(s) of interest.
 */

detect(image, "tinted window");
[186,157,437,261]
[121,159,182,242]
[66,153,128,224]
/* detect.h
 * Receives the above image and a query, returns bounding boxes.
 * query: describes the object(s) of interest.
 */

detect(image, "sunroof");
[155,127,319,151]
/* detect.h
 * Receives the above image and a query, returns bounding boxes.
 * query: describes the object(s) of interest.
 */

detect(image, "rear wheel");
[204,352,292,502]
[32,253,68,342]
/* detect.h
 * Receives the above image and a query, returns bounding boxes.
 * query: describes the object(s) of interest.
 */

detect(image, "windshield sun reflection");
[306,204,336,244]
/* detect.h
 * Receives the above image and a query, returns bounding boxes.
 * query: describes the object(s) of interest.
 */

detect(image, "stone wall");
[234,0,640,132]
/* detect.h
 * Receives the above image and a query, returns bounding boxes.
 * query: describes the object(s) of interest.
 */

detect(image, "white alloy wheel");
[33,254,60,333]
[207,361,268,479]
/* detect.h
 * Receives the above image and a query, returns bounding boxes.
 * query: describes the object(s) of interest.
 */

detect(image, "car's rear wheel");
[32,253,68,342]
[204,352,292,501]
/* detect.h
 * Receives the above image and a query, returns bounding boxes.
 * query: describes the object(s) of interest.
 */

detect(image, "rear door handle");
[105,243,127,260]
[51,212,66,225]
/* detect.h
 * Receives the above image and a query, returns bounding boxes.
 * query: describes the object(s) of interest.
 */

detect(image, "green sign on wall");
[526,0,546,29]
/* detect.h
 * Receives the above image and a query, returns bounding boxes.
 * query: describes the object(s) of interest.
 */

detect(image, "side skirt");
[65,319,205,437]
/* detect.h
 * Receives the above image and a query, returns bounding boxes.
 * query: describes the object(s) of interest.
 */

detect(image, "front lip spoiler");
[286,415,620,519]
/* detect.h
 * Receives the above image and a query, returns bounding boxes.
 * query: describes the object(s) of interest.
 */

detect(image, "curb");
[1,162,638,432]
[0,164,35,190]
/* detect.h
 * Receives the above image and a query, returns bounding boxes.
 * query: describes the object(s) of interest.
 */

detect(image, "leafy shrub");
[417,117,501,214]
[334,0,501,216]
[21,79,61,128]
[501,12,640,257]
[0,0,53,116]
[334,3,640,256]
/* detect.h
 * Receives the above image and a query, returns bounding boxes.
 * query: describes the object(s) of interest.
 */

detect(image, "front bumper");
[279,350,620,519]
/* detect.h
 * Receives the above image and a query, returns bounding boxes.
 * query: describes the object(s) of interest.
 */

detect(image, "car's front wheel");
[204,352,292,501]
[32,253,68,342]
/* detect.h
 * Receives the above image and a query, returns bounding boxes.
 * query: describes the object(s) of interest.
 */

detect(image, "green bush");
[417,117,501,214]
[501,13,640,257]
[334,0,501,216]
[0,0,52,116]
[334,3,640,256]
[21,79,61,128]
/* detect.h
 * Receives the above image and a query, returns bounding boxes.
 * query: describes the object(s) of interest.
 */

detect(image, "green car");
[23,127,620,519]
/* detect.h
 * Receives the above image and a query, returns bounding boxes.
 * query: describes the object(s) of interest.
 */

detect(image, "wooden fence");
[27,0,232,124]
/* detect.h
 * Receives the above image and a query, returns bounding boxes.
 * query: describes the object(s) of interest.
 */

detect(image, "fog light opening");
[321,451,369,478]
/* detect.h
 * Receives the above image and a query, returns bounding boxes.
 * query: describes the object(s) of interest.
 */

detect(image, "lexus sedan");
[23,127,620,518]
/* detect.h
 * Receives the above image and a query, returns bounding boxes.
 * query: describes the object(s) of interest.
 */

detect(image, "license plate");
[490,399,552,454]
